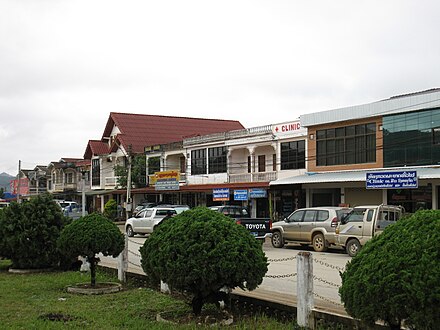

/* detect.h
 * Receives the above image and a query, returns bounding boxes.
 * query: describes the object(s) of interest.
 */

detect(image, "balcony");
[105,177,120,189]
[50,182,78,192]
[229,171,277,183]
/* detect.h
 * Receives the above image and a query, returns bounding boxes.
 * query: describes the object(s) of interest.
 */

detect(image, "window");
[258,155,266,172]
[316,210,329,222]
[345,209,366,222]
[148,157,160,175]
[92,159,100,186]
[272,154,277,171]
[191,149,206,175]
[208,147,227,174]
[289,210,304,222]
[433,127,440,145]
[66,172,74,184]
[247,156,252,173]
[316,123,376,166]
[281,140,306,170]
[303,210,316,222]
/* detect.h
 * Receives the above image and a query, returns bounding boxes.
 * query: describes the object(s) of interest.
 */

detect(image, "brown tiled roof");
[102,112,244,154]
[83,140,110,159]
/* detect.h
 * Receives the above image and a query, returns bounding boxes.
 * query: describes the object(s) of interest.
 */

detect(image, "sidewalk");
[98,254,349,318]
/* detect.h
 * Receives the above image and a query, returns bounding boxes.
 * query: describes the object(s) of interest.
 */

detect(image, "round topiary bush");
[0,194,68,269]
[140,207,268,315]
[339,209,440,330]
[58,213,124,287]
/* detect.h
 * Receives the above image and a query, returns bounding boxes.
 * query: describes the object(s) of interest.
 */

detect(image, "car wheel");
[126,225,135,237]
[312,233,327,252]
[271,231,284,248]
[346,239,361,257]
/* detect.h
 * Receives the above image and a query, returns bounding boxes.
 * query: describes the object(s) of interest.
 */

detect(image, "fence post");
[118,234,128,283]
[297,251,314,329]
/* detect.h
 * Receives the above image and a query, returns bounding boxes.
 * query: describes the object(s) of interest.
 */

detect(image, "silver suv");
[125,207,177,237]
[271,207,352,252]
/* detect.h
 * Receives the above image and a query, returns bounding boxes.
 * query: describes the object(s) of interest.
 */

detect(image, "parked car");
[208,205,250,219]
[125,207,177,237]
[134,202,157,214]
[209,205,271,241]
[0,201,10,209]
[158,204,190,214]
[271,206,352,252]
[335,204,404,257]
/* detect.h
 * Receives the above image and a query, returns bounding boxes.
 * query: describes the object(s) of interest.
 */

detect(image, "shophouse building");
[137,120,307,218]
[271,89,440,212]
[82,112,244,212]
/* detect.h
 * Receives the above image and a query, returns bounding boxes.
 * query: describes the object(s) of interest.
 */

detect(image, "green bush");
[103,199,118,221]
[58,213,124,286]
[0,194,68,269]
[339,210,440,330]
[140,207,268,315]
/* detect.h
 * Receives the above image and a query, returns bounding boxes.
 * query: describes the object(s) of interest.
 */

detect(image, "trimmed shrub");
[103,199,118,221]
[0,194,68,269]
[140,207,268,315]
[339,210,440,330]
[58,213,124,286]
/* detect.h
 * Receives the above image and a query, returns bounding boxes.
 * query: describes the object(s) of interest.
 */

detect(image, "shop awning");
[270,166,440,186]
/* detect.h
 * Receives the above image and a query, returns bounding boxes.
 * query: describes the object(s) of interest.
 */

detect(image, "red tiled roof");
[83,140,110,159]
[102,112,244,154]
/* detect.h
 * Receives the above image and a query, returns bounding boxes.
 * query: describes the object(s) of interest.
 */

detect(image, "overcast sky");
[1,0,439,175]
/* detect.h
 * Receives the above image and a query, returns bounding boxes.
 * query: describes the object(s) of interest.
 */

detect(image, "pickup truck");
[125,207,177,237]
[208,205,272,241]
[235,218,272,241]
[335,204,404,257]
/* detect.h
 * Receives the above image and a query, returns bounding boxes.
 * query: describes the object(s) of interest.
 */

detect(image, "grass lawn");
[0,260,298,329]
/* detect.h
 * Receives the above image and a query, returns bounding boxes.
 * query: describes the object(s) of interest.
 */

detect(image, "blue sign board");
[234,189,249,201]
[213,188,230,201]
[249,188,267,198]
[366,171,418,189]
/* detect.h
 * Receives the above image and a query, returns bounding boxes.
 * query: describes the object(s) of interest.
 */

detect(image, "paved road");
[99,234,352,316]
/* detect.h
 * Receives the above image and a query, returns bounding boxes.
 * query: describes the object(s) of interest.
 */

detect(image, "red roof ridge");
[109,112,242,123]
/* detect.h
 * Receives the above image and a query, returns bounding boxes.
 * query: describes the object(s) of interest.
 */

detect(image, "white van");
[335,204,404,257]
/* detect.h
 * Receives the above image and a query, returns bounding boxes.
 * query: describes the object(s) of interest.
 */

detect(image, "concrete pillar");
[118,234,128,283]
[382,189,388,204]
[432,184,438,210]
[297,251,314,329]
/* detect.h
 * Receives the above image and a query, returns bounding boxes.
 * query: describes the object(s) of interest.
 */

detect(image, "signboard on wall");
[154,170,180,191]
[213,188,230,201]
[234,189,248,201]
[249,188,267,198]
[272,120,306,137]
[366,171,418,189]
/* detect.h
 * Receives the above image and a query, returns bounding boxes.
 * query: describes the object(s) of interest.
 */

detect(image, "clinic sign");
[366,171,418,189]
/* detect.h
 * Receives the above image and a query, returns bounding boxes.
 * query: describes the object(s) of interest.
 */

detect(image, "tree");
[0,194,68,269]
[339,210,440,330]
[114,154,147,188]
[58,213,124,287]
[140,207,268,315]
[103,199,118,221]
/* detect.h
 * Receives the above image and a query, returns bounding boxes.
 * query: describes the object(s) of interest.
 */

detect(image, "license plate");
[251,232,258,237]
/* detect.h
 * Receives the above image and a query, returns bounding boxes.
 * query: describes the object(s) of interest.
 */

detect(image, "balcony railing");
[50,182,78,192]
[229,171,277,183]
[105,177,120,188]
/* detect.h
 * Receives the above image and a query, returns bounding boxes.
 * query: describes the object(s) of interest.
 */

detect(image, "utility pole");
[16,160,21,203]
[126,144,133,220]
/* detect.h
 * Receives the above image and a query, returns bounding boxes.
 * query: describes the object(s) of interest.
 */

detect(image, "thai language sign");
[213,188,230,201]
[154,170,180,191]
[366,171,418,189]
[249,188,267,198]
[234,189,248,201]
